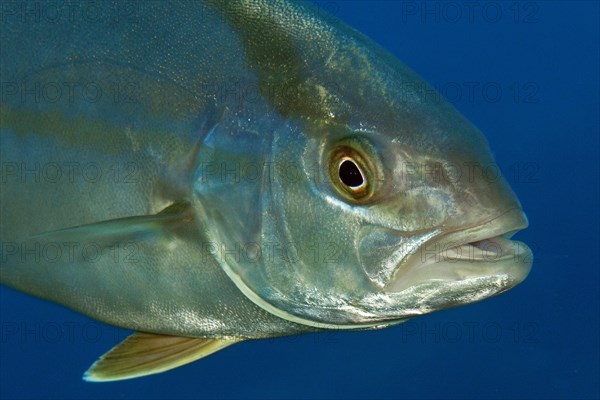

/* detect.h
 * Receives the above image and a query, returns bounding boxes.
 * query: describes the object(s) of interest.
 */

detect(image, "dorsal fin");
[84,332,241,382]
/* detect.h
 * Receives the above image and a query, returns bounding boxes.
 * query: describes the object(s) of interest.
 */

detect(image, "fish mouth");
[385,208,533,293]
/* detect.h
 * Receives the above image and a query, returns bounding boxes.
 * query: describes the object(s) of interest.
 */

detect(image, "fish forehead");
[205,1,491,163]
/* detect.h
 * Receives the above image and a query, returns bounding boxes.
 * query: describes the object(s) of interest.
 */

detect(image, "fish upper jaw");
[384,208,532,294]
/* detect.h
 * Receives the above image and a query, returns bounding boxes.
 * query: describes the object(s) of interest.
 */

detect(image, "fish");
[0,0,533,381]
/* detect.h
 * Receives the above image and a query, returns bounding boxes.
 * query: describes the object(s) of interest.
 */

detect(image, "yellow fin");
[83,332,241,382]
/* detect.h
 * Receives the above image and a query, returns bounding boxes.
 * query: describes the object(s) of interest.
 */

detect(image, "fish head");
[193,2,532,329]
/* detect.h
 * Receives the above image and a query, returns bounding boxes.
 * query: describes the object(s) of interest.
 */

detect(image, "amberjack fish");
[0,0,532,381]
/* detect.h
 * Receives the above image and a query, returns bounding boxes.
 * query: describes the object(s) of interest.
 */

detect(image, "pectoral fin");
[84,332,241,382]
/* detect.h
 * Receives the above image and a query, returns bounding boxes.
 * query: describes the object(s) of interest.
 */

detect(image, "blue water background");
[1,1,598,399]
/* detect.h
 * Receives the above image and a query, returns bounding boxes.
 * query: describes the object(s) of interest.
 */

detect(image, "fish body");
[0,0,532,380]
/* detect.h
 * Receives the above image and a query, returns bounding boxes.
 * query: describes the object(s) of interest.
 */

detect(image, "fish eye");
[338,159,365,189]
[328,140,382,203]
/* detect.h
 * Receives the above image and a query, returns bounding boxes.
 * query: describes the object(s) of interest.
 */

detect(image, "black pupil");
[339,160,364,187]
